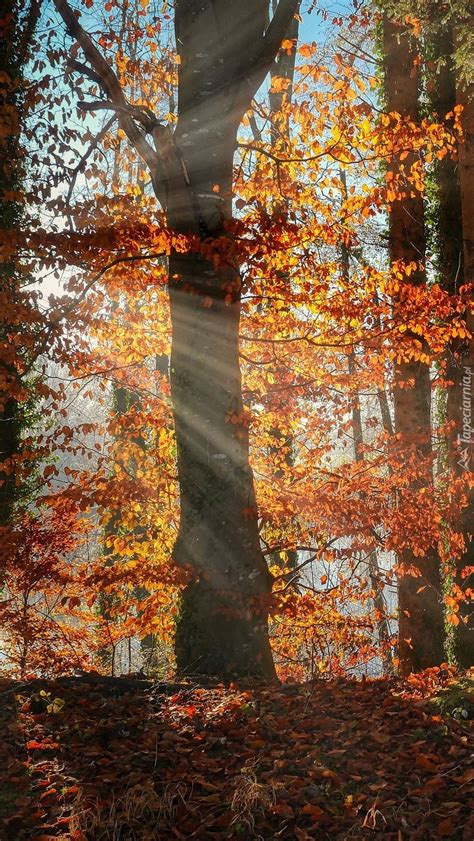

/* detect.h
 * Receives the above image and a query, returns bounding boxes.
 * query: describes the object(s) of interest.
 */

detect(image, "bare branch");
[77,99,156,130]
[66,113,117,216]
[54,0,162,195]
[67,59,104,89]
[237,141,332,164]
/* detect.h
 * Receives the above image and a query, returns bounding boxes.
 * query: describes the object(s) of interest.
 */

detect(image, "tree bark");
[349,350,394,670]
[55,0,299,679]
[167,1,297,680]
[340,171,393,673]
[266,7,300,579]
[0,0,21,531]
[0,1,39,533]
[429,25,461,667]
[169,250,275,678]
[429,21,473,668]
[0,400,20,529]
[452,25,474,666]
[383,16,445,673]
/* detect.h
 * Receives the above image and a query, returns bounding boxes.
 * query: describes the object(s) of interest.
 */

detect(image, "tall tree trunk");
[55,0,300,679]
[349,351,394,672]
[340,172,393,672]
[267,6,300,578]
[383,16,445,673]
[0,1,39,532]
[169,249,275,677]
[168,2,296,680]
[433,25,474,667]
[0,0,21,530]
[430,22,473,667]
[452,24,474,666]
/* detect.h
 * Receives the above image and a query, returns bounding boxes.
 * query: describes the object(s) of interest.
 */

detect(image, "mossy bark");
[452,25,474,667]
[431,23,473,668]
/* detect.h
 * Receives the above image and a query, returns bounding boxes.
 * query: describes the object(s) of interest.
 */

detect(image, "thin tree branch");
[237,141,336,164]
[77,99,155,129]
[67,59,104,89]
[66,114,117,214]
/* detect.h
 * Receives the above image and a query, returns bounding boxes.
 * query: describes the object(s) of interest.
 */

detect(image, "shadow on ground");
[0,673,472,840]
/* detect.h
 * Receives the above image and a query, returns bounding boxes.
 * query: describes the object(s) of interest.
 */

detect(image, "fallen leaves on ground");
[0,671,472,840]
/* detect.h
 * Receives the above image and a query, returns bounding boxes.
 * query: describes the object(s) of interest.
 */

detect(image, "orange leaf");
[298,44,314,58]
[438,818,455,837]
[301,803,325,819]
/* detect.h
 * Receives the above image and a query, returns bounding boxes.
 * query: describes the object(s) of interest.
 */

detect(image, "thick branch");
[77,99,156,130]
[54,0,162,196]
[244,0,300,101]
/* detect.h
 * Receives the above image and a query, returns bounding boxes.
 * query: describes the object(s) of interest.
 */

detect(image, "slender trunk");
[349,356,393,672]
[378,388,394,436]
[139,354,169,672]
[0,401,20,528]
[0,3,40,597]
[348,362,394,669]
[0,1,24,532]
[340,175,393,671]
[98,381,144,670]
[267,9,300,578]
[383,16,444,673]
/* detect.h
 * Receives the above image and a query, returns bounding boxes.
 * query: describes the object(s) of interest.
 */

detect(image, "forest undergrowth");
[1,669,472,840]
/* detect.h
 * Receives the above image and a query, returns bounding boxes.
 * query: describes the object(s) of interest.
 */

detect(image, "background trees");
[0,0,472,680]
[382,14,445,673]
[0,0,41,530]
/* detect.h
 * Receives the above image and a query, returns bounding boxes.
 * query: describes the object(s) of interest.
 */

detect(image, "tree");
[340,171,393,672]
[382,0,473,674]
[55,0,302,680]
[382,14,445,672]
[0,0,40,530]
[452,18,474,667]
[3,0,467,681]
[428,19,473,667]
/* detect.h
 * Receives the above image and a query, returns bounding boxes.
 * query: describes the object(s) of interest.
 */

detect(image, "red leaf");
[301,804,325,819]
[26,740,45,750]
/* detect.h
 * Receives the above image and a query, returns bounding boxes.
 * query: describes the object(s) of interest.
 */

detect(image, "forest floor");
[0,669,472,841]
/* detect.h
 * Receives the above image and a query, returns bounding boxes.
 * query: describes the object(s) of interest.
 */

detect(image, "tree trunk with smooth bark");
[56,0,295,679]
[383,16,445,673]
[166,1,299,679]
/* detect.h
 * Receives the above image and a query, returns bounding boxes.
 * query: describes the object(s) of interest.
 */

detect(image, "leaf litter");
[0,670,472,840]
